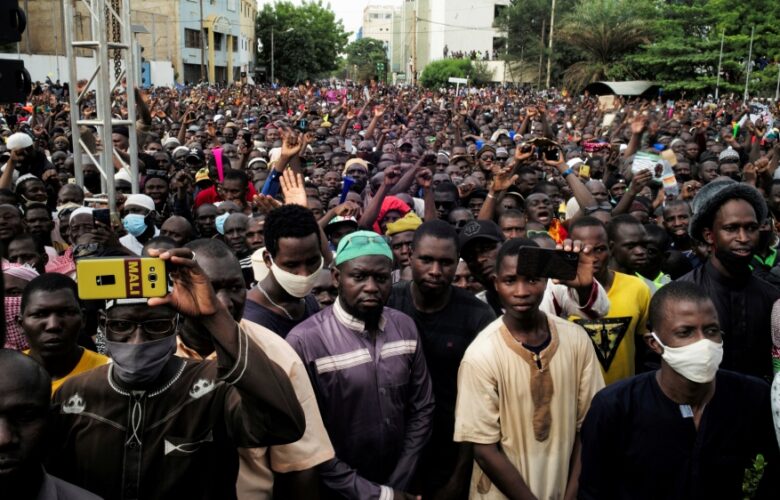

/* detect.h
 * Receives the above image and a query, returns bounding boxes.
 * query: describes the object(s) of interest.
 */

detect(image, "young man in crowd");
[580,281,779,498]
[680,180,780,379]
[454,238,604,500]
[20,273,108,393]
[244,205,323,338]
[568,216,652,384]
[177,239,335,499]
[387,219,496,498]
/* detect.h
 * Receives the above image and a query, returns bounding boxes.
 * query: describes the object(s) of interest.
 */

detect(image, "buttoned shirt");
[287,299,435,500]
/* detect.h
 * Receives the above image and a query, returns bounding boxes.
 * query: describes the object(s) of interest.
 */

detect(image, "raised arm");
[148,248,305,447]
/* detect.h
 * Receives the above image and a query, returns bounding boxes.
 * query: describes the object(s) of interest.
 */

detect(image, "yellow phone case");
[76,257,168,300]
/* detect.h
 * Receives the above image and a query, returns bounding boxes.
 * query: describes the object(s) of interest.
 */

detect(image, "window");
[232,36,238,52]
[185,28,201,48]
[227,0,236,11]
[214,32,222,51]
[385,13,392,19]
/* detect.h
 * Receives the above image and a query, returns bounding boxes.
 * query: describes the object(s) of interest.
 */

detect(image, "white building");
[362,5,400,74]
[395,0,510,83]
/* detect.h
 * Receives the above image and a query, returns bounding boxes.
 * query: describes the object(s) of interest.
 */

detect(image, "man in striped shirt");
[287,231,435,500]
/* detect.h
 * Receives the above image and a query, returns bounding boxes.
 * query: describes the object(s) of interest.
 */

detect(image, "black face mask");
[714,246,753,274]
[676,173,692,183]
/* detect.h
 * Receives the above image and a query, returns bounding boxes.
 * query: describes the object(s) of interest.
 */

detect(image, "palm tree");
[559,0,653,91]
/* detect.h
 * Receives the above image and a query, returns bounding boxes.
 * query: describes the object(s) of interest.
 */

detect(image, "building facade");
[393,0,510,83]
[25,0,254,85]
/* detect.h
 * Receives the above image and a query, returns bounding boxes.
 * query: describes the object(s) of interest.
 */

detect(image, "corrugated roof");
[584,81,657,96]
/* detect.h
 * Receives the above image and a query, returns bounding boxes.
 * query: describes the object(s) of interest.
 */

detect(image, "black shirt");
[679,260,780,380]
[242,295,319,339]
[387,281,495,493]
[579,370,779,500]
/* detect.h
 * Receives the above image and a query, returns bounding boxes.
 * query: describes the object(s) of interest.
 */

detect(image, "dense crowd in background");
[0,78,779,499]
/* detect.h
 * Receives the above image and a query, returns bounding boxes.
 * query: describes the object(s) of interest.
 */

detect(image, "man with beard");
[387,220,495,499]
[679,180,780,380]
[287,231,434,500]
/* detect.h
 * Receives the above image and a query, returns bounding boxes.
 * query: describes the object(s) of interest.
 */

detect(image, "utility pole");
[199,0,205,82]
[270,27,274,85]
[412,11,417,86]
[743,25,754,101]
[537,19,545,89]
[545,0,556,88]
[775,62,780,100]
[714,29,724,100]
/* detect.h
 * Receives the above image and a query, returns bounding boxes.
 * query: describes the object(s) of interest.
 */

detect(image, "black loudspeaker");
[0,0,26,43]
[0,59,31,102]
[0,0,30,102]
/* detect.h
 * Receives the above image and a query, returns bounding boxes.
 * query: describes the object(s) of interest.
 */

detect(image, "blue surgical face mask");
[123,213,148,237]
[215,212,229,235]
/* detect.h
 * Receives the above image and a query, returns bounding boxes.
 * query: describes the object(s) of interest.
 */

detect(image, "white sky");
[257,0,403,41]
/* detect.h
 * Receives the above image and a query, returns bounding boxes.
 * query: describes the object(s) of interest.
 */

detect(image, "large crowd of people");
[0,79,779,499]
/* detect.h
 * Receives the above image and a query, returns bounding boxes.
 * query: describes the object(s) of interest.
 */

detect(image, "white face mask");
[269,254,323,298]
[651,332,723,383]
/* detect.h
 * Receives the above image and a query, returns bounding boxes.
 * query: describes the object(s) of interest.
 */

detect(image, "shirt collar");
[753,247,778,268]
[333,297,386,332]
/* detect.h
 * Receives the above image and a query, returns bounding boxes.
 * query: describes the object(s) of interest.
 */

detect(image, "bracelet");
[562,168,574,178]
[487,193,496,199]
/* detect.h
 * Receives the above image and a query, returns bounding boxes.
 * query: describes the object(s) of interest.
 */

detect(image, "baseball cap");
[458,220,504,252]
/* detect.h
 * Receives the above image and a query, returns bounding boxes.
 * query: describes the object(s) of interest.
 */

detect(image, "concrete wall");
[17,54,174,87]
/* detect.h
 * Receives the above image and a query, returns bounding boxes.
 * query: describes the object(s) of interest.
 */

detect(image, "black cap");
[459,220,504,252]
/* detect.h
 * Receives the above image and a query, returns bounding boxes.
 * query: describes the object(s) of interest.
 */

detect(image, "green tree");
[345,38,389,84]
[256,1,349,84]
[629,0,780,96]
[496,0,577,86]
[419,59,494,89]
[558,0,653,91]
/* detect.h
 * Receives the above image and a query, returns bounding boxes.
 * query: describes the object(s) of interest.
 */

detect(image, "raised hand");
[415,167,433,189]
[280,168,308,207]
[147,248,220,317]
[490,165,518,192]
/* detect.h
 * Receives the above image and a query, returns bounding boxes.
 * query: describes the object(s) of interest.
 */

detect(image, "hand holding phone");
[77,257,168,300]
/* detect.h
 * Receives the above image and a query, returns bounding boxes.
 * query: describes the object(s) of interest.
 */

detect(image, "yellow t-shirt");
[454,315,605,500]
[25,348,110,395]
[570,271,651,385]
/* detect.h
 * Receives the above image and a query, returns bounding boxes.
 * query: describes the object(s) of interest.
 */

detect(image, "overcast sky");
[257,0,403,41]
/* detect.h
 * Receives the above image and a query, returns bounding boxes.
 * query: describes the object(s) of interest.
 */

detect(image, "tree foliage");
[345,38,389,84]
[629,0,780,96]
[558,0,654,91]
[419,59,494,89]
[256,1,349,84]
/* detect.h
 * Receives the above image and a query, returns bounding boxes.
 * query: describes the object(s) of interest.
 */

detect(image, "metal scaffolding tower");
[62,0,140,221]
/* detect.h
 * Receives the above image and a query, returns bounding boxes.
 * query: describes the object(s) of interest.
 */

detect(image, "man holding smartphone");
[48,248,305,499]
[454,238,604,500]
